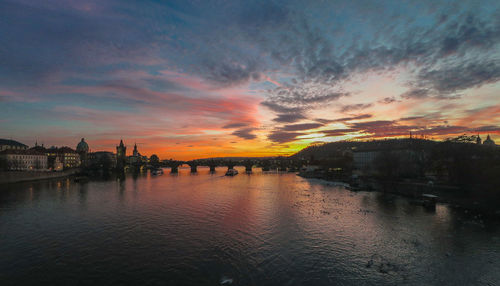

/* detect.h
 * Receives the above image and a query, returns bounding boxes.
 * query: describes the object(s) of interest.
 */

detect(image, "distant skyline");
[1,0,499,160]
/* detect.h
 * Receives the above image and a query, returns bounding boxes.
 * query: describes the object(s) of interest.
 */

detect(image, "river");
[1,167,499,285]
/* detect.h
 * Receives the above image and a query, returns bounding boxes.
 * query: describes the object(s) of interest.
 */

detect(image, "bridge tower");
[116,139,127,170]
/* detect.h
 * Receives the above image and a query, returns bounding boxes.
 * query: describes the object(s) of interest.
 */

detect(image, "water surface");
[1,167,499,285]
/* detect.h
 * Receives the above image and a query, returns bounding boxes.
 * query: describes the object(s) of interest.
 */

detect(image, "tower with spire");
[483,134,496,147]
[476,134,482,145]
[116,139,127,170]
[133,143,139,157]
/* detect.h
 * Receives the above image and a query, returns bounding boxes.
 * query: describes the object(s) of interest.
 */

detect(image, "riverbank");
[0,169,79,185]
[298,172,500,217]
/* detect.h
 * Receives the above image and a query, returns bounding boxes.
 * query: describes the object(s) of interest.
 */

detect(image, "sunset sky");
[1,0,499,160]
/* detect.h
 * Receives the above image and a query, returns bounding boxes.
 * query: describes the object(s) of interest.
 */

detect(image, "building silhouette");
[129,143,147,166]
[76,138,89,167]
[0,139,28,151]
[116,140,127,170]
[483,134,496,146]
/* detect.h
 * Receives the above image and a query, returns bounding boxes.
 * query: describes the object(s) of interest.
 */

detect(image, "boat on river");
[151,169,164,175]
[422,194,438,208]
[225,169,238,176]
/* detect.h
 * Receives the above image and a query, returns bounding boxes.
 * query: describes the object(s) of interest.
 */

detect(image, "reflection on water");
[0,167,499,285]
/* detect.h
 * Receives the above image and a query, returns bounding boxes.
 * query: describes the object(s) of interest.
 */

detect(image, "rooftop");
[0,139,28,147]
[0,149,45,155]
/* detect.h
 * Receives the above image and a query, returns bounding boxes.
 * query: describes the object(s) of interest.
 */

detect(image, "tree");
[373,151,401,179]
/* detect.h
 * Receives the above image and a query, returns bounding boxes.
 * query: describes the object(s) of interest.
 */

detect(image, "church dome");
[76,138,89,153]
[483,135,495,146]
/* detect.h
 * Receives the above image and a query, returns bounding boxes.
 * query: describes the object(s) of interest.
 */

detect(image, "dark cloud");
[439,14,500,56]
[417,60,500,95]
[273,113,307,123]
[314,118,333,124]
[346,120,417,137]
[350,120,396,130]
[201,58,261,86]
[281,123,323,132]
[321,129,358,136]
[0,1,159,86]
[472,125,500,132]
[400,89,429,99]
[222,123,248,129]
[336,12,500,99]
[418,125,468,136]
[187,1,291,86]
[267,131,304,143]
[231,128,257,140]
[340,103,373,113]
[379,97,398,104]
[236,1,290,32]
[399,116,426,121]
[315,114,372,124]
[263,83,349,111]
[260,101,304,114]
[261,100,309,124]
[333,114,373,122]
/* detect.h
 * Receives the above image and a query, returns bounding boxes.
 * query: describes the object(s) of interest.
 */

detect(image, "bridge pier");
[227,164,235,170]
[187,160,199,173]
[260,160,271,172]
[164,160,182,173]
[209,165,216,172]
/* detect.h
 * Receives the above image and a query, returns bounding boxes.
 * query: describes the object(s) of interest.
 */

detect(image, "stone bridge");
[161,158,306,173]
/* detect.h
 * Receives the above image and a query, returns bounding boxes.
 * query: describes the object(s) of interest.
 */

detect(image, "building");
[0,139,28,151]
[116,140,127,169]
[483,134,496,147]
[76,138,90,167]
[351,138,431,176]
[57,147,81,169]
[52,156,64,171]
[0,149,48,171]
[47,146,80,169]
[89,151,117,169]
[352,150,380,170]
[29,145,65,171]
[129,143,148,165]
